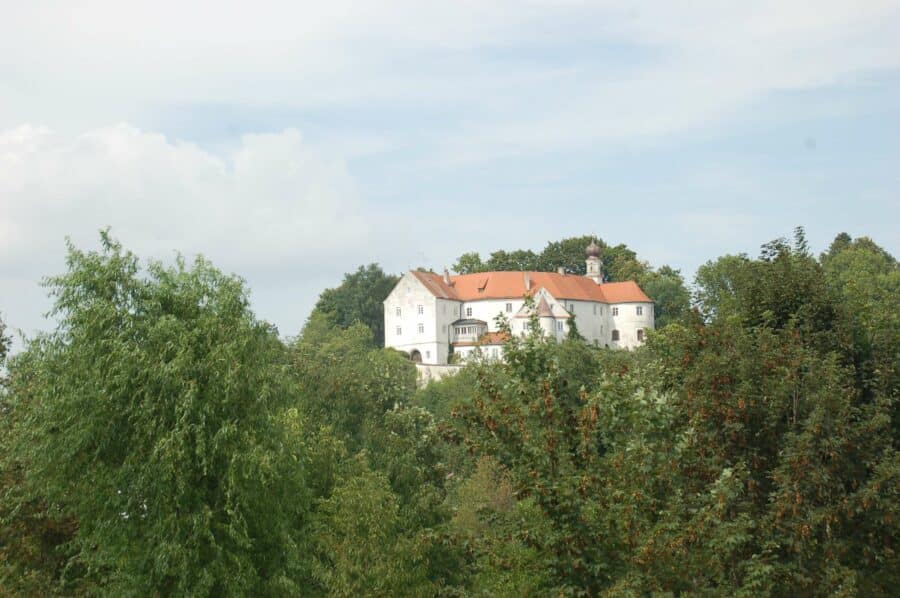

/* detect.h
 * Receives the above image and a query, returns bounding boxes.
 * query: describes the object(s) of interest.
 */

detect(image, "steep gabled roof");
[411,271,651,303]
[513,295,571,319]
[594,280,652,303]
[409,270,459,299]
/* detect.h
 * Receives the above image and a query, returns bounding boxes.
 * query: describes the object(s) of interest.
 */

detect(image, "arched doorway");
[409,349,422,363]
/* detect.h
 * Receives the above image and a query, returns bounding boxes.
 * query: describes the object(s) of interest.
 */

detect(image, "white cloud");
[3,1,899,154]
[0,125,366,338]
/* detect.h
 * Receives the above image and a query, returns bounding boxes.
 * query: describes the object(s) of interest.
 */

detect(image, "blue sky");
[2,1,899,344]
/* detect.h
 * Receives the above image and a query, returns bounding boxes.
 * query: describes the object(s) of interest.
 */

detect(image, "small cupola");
[585,239,603,284]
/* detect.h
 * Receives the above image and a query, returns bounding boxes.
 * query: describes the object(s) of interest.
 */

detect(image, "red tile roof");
[412,271,651,304]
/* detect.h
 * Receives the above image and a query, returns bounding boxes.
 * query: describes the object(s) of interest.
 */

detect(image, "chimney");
[524,271,531,291]
[443,267,451,285]
[557,267,566,275]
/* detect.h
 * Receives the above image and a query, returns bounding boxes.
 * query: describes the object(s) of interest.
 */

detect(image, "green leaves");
[3,235,313,595]
[310,263,399,347]
[2,227,897,595]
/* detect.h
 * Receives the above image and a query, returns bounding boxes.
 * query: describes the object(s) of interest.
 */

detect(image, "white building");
[383,241,654,364]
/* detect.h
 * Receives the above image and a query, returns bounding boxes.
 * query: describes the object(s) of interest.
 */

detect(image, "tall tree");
[484,249,541,272]
[537,235,597,274]
[3,233,314,594]
[452,252,486,274]
[637,265,691,328]
[311,263,399,347]
[0,313,9,362]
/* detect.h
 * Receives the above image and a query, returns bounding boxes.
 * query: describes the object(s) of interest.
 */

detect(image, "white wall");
[454,344,505,363]
[383,272,448,364]
[457,298,523,332]
[384,273,655,364]
[561,299,607,343]
[435,298,461,364]
[608,302,654,349]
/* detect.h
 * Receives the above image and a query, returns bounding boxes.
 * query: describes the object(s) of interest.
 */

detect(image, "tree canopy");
[1,229,897,595]
[309,263,399,347]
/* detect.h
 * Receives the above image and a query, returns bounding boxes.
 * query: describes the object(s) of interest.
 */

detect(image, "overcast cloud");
[2,1,899,345]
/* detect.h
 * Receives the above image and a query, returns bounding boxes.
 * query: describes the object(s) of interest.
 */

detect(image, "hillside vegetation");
[1,228,897,596]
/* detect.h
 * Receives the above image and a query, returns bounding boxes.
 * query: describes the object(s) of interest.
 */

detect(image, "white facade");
[384,253,655,365]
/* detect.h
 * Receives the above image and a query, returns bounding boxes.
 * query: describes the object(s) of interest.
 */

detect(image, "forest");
[0,229,897,596]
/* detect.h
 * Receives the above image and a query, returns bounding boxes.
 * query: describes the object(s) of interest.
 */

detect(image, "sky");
[2,1,899,346]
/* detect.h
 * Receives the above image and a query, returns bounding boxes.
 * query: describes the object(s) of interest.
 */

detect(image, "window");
[612,329,620,341]
[612,306,619,316]
[426,350,431,359]
[396,326,402,336]
[417,323,424,334]
[466,307,473,317]
[636,329,644,342]
[636,306,643,316]
[395,307,401,316]
[593,304,597,315]
[556,321,563,332]
[418,304,424,315]
[506,302,512,313]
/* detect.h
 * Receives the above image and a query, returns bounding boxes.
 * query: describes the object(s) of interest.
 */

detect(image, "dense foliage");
[310,264,399,348]
[1,229,897,596]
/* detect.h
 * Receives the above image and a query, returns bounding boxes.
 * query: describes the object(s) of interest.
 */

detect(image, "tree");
[451,235,656,284]
[537,235,597,274]
[311,264,399,347]
[292,320,416,452]
[637,265,690,328]
[3,233,314,594]
[445,307,635,593]
[311,464,435,596]
[0,313,9,363]
[484,249,541,272]
[452,252,486,274]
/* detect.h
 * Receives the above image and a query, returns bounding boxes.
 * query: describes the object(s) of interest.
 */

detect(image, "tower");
[585,239,603,284]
